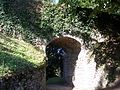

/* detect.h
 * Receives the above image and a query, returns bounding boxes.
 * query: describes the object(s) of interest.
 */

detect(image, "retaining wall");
[0,67,46,90]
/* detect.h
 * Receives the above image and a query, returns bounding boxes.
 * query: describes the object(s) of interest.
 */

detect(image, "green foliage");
[94,38,120,85]
[43,1,120,85]
[59,0,96,8]
[41,2,71,36]
[0,0,45,43]
[0,34,44,77]
[0,0,46,77]
[41,2,93,43]
[95,0,120,14]
[59,0,120,15]
[0,0,120,86]
[93,13,120,85]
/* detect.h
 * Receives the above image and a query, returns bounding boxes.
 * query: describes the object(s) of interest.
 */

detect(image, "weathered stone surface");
[47,85,72,90]
[0,67,46,90]
[48,37,81,53]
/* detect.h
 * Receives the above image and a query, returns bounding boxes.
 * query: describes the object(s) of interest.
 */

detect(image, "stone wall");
[73,47,107,90]
[0,67,46,90]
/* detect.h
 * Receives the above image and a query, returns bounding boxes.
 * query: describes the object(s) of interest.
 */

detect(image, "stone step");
[47,85,72,90]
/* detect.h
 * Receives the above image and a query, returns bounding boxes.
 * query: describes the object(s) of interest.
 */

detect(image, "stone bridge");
[46,36,120,90]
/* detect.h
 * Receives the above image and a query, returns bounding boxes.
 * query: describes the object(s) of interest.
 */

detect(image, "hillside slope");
[0,33,45,77]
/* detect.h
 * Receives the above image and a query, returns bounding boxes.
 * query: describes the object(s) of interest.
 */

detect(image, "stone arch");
[46,36,81,87]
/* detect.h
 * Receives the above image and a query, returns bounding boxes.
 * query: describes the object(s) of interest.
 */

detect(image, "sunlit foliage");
[43,0,120,85]
[59,0,120,15]
[0,0,120,86]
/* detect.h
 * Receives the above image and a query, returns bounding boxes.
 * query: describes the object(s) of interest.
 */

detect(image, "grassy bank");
[0,34,45,77]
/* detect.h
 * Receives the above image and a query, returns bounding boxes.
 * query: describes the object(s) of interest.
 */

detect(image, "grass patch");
[0,34,45,77]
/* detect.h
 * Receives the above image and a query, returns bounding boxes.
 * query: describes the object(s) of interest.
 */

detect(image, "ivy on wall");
[0,0,120,86]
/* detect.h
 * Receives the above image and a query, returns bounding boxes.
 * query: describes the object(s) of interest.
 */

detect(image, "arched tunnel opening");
[46,44,66,80]
[46,37,81,87]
